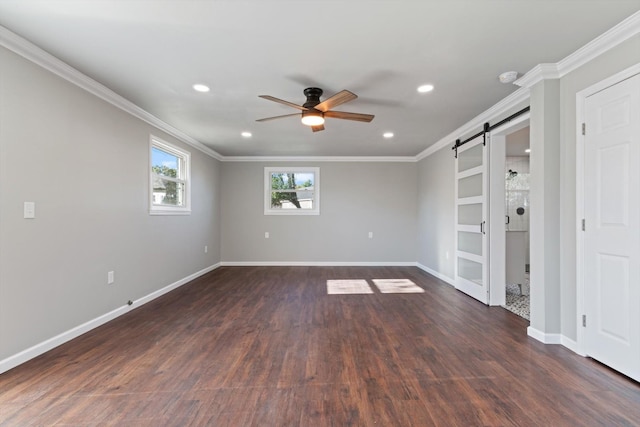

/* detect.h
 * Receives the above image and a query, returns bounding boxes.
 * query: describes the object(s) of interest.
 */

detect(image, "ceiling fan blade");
[311,124,325,132]
[259,95,308,111]
[324,110,374,122]
[256,113,301,122]
[314,90,357,112]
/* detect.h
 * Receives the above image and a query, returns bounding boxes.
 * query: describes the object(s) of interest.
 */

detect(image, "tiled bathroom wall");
[506,156,530,264]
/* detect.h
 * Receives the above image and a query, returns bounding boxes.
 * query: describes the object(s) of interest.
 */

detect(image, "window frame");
[149,136,191,215]
[264,167,320,215]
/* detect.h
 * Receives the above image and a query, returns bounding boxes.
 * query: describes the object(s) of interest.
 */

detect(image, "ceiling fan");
[256,87,374,132]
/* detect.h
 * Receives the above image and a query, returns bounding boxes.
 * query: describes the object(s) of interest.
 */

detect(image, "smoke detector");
[498,71,519,84]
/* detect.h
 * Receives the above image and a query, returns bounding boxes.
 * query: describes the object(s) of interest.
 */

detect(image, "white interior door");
[584,73,640,381]
[455,134,489,304]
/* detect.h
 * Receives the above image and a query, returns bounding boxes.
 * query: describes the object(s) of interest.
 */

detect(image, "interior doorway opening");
[503,127,530,319]
[487,113,530,319]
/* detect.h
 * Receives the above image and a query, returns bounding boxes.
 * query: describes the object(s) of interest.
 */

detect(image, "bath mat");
[327,279,373,295]
[372,279,424,293]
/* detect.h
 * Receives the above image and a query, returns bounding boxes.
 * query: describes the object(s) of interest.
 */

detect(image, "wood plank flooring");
[1,266,639,426]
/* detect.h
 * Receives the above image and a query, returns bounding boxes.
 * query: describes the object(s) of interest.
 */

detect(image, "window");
[264,167,320,215]
[150,136,190,215]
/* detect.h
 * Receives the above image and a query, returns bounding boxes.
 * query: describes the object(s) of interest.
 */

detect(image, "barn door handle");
[506,215,510,224]
[480,221,486,234]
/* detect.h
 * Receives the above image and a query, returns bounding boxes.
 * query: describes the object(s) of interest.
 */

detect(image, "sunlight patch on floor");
[327,279,373,294]
[372,279,424,293]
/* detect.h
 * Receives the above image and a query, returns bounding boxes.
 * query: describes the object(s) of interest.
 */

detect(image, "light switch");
[24,202,35,219]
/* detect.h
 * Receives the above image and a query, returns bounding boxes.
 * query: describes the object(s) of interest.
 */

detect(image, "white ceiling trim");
[515,10,640,88]
[0,25,224,161]
[223,156,417,163]
[415,87,530,161]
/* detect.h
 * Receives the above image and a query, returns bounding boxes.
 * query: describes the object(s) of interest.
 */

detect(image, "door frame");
[488,113,530,306]
[576,63,640,356]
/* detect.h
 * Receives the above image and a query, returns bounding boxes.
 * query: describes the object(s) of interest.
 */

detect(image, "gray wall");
[0,46,222,360]
[416,146,455,280]
[221,161,418,263]
[557,34,640,341]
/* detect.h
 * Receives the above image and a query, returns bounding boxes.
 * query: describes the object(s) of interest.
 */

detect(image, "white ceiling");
[0,1,638,157]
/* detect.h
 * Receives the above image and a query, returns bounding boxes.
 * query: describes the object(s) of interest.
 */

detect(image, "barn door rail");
[452,106,530,158]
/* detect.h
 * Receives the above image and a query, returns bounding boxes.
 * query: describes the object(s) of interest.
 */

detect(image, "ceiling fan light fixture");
[301,111,325,126]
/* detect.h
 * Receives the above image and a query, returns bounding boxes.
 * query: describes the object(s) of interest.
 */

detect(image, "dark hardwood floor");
[1,266,639,426]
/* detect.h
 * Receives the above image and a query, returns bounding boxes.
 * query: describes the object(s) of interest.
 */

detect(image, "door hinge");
[582,315,587,327]
[581,218,585,231]
[582,123,586,135]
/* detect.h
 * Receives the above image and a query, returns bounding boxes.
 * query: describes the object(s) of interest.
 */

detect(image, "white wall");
[221,161,418,263]
[0,46,222,362]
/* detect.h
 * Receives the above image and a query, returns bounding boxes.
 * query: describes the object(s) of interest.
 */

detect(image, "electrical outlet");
[265,232,270,239]
[204,245,208,253]
[107,271,115,285]
[368,231,373,239]
[24,202,35,219]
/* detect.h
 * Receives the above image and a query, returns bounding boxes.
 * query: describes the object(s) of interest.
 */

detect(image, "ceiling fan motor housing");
[302,87,323,109]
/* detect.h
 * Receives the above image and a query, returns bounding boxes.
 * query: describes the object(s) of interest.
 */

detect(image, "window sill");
[149,209,192,216]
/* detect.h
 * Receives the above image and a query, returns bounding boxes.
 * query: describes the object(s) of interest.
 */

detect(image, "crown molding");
[513,63,561,88]
[557,10,640,78]
[415,87,530,161]
[515,11,640,88]
[0,26,224,161]
[222,155,417,162]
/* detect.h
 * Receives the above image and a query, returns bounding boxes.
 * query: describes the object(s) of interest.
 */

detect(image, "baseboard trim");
[415,263,455,286]
[220,261,417,267]
[0,263,221,375]
[527,327,562,344]
[561,336,583,356]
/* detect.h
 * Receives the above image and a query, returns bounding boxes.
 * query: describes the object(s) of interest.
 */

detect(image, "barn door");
[455,134,489,304]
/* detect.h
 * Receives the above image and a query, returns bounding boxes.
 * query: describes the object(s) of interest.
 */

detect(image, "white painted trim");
[150,135,192,215]
[561,336,584,356]
[487,114,530,307]
[416,263,455,286]
[575,63,640,359]
[220,261,417,267]
[0,263,221,374]
[527,327,562,344]
[0,26,223,161]
[416,88,530,161]
[557,11,640,78]
[514,64,561,88]
[264,167,320,215]
[223,156,417,163]
[515,12,640,88]
[527,327,584,355]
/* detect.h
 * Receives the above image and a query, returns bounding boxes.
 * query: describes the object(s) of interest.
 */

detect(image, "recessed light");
[241,131,252,138]
[417,84,434,93]
[525,148,531,153]
[193,84,210,93]
[383,132,394,138]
